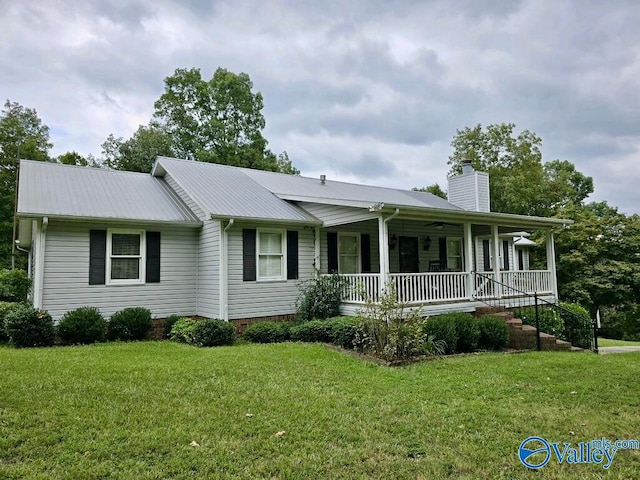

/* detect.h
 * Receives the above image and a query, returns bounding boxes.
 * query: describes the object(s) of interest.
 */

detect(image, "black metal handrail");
[473,272,595,352]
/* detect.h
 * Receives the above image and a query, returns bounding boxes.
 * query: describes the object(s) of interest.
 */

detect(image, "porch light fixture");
[389,234,398,250]
[423,236,431,251]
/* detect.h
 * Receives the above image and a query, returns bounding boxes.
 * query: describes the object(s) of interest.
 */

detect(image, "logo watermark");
[518,436,639,470]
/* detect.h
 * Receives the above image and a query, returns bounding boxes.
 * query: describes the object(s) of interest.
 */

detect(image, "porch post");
[377,215,389,297]
[314,226,321,272]
[464,222,474,299]
[491,224,502,298]
[546,230,558,298]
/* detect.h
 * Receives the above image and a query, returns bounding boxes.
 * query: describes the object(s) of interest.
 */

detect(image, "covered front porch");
[317,208,562,315]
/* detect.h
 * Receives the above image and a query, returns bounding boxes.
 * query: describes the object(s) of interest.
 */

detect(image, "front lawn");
[0,343,638,479]
[599,337,640,347]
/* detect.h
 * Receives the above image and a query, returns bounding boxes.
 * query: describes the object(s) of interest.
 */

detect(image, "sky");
[2,0,639,214]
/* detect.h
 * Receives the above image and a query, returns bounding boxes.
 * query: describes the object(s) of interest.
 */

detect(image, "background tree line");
[1,67,638,339]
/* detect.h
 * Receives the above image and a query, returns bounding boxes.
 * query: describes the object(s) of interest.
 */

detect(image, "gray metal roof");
[153,157,318,223]
[154,156,461,218]
[243,168,462,211]
[17,160,200,224]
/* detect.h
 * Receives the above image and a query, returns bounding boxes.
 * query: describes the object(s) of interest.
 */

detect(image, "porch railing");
[333,270,553,305]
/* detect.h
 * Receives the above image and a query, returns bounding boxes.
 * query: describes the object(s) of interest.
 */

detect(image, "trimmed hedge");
[514,306,564,338]
[243,322,291,343]
[163,315,183,339]
[329,317,360,349]
[57,306,107,345]
[290,320,333,343]
[559,302,592,349]
[452,313,480,353]
[423,315,458,354]
[170,317,236,347]
[4,304,55,348]
[478,316,508,351]
[107,307,153,341]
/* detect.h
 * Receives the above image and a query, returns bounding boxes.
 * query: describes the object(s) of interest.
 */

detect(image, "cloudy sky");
[2,0,639,213]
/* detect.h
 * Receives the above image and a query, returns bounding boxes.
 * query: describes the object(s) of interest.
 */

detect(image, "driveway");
[598,346,640,354]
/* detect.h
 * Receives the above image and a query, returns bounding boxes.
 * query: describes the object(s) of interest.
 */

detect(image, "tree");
[101,122,173,173]
[57,151,88,166]
[153,67,298,173]
[554,202,640,339]
[412,183,447,199]
[448,123,593,216]
[0,101,52,268]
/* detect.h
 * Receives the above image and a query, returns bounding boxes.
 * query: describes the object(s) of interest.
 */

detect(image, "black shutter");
[502,240,510,271]
[89,230,106,285]
[146,232,161,283]
[361,234,371,273]
[243,229,257,281]
[287,230,298,280]
[327,232,338,273]
[483,240,491,271]
[439,237,447,268]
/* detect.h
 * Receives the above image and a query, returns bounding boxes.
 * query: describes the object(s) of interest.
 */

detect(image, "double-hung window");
[446,238,463,271]
[107,230,145,284]
[257,230,285,280]
[338,233,359,274]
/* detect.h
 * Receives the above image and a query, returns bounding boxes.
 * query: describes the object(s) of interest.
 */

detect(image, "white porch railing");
[332,270,553,305]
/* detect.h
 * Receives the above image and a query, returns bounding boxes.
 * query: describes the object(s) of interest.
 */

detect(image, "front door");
[399,236,419,273]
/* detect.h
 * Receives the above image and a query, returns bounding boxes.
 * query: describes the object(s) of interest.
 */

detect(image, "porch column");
[464,222,474,299]
[314,226,321,271]
[377,214,389,297]
[491,224,502,298]
[546,230,558,298]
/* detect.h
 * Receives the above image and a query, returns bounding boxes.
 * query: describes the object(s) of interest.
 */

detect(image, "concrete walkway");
[597,346,640,354]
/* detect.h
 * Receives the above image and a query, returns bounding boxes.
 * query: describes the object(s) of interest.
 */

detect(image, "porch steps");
[479,309,575,352]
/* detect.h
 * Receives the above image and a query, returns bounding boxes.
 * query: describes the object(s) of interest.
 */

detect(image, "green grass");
[1,342,639,479]
[599,337,640,347]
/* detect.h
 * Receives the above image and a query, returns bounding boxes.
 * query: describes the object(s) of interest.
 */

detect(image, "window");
[257,230,285,280]
[107,230,145,284]
[446,238,463,270]
[338,233,359,274]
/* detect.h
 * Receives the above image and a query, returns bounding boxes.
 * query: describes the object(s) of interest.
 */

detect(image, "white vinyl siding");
[41,221,198,320]
[227,224,314,320]
[196,220,220,318]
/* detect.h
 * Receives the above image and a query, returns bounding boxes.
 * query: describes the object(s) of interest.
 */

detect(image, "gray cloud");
[2,0,640,213]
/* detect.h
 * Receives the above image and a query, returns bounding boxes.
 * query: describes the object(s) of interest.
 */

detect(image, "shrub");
[243,321,291,343]
[514,306,564,338]
[423,315,458,354]
[57,306,106,345]
[355,289,431,361]
[0,269,31,302]
[163,315,183,339]
[329,317,361,349]
[452,313,480,353]
[478,316,509,351]
[0,301,21,343]
[559,302,592,349]
[169,317,198,344]
[296,273,346,321]
[4,304,54,348]
[191,319,236,347]
[290,319,334,343]
[107,307,152,341]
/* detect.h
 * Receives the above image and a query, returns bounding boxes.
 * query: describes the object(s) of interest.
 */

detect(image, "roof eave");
[15,212,203,228]
[209,214,322,226]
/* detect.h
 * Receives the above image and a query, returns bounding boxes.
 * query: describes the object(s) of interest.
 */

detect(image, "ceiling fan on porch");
[424,221,458,230]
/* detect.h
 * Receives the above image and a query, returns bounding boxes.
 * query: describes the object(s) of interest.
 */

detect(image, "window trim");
[446,237,463,271]
[256,228,287,282]
[106,229,146,285]
[338,232,361,274]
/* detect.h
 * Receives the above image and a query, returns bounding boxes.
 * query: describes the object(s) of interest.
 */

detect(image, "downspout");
[220,219,234,322]
[379,208,400,296]
[35,216,48,309]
